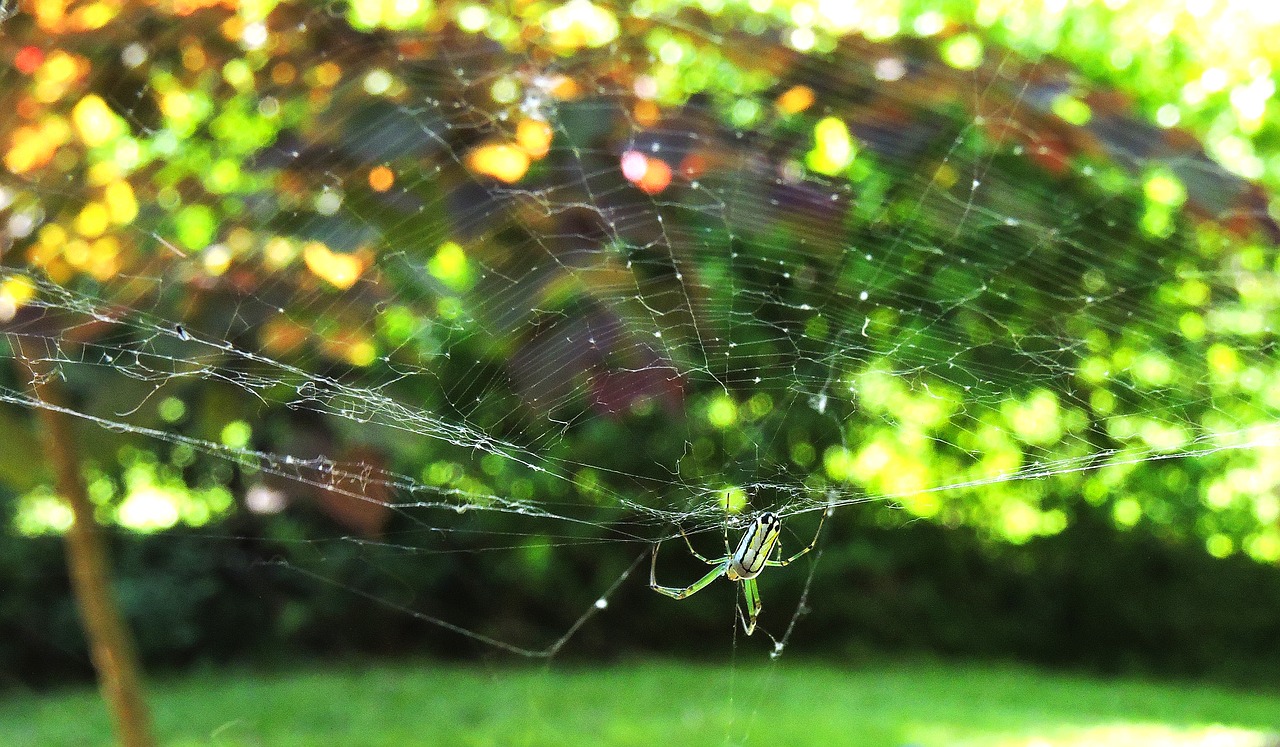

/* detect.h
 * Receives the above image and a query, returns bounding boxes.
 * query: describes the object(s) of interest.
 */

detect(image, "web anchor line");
[261,550,647,658]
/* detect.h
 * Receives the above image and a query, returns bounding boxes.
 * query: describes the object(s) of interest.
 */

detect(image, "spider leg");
[650,539,730,600]
[736,577,762,635]
[679,526,722,565]
[765,508,828,567]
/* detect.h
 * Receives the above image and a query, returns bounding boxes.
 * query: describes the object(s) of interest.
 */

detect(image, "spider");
[649,509,826,635]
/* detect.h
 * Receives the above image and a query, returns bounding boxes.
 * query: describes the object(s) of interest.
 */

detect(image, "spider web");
[1,1,1278,659]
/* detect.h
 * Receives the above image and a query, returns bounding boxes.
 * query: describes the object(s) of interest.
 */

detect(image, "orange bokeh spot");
[5,118,71,174]
[181,43,207,72]
[368,165,395,192]
[312,61,342,87]
[633,100,660,128]
[260,317,309,356]
[776,85,815,115]
[548,75,581,100]
[271,62,297,85]
[172,0,228,17]
[466,143,531,183]
[517,120,553,158]
[516,119,554,159]
[621,151,673,195]
[637,158,672,195]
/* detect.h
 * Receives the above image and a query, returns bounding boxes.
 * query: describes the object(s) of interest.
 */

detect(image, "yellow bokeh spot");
[348,0,432,30]
[323,331,379,367]
[428,241,472,291]
[64,239,90,267]
[346,338,378,367]
[807,117,856,176]
[34,51,83,104]
[457,4,489,32]
[719,486,748,515]
[116,488,181,533]
[1051,95,1092,125]
[87,237,122,281]
[72,94,125,148]
[1144,171,1187,206]
[854,440,892,476]
[941,32,984,70]
[999,500,1043,543]
[901,491,940,519]
[0,275,37,323]
[203,244,232,276]
[160,90,193,121]
[87,161,119,186]
[75,202,110,238]
[1247,532,1280,563]
[491,77,520,104]
[38,51,81,87]
[1,275,36,305]
[181,44,207,73]
[264,237,298,270]
[38,224,68,250]
[1207,343,1239,376]
[466,143,531,183]
[222,58,254,89]
[932,162,958,189]
[104,180,138,225]
[303,241,364,290]
[542,0,619,51]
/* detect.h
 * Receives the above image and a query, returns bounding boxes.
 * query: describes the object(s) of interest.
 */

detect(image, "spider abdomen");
[728,511,781,579]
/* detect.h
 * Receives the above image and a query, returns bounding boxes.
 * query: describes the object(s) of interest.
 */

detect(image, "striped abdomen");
[727,512,781,580]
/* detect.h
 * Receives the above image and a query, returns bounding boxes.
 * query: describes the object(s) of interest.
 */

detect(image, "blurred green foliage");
[5,491,1280,685]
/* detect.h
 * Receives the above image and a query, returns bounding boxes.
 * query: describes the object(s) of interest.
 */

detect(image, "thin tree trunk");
[15,342,156,747]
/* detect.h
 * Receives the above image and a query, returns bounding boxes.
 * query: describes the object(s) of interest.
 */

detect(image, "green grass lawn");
[3,659,1277,746]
